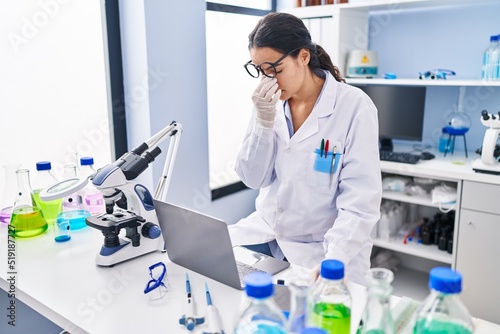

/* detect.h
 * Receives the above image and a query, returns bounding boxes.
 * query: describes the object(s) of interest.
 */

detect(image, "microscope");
[84,121,182,266]
[472,110,500,175]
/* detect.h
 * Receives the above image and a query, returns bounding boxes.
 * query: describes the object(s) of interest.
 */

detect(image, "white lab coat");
[228,72,382,285]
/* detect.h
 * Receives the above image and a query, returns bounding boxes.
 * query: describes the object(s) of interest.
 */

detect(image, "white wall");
[0,1,113,215]
[119,0,258,224]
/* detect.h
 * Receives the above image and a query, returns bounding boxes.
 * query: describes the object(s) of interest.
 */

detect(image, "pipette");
[203,283,225,334]
[179,273,204,331]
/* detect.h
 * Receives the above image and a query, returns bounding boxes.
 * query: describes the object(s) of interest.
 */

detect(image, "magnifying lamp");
[39,177,90,201]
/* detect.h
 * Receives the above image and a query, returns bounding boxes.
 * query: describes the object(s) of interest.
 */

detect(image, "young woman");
[228,12,382,285]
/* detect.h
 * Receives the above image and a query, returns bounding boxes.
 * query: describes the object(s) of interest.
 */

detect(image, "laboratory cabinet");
[374,170,460,301]
[456,181,500,324]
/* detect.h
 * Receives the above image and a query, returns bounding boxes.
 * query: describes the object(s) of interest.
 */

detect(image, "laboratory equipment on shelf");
[40,121,183,266]
[442,86,471,157]
[9,169,47,238]
[472,110,500,174]
[413,267,474,334]
[234,272,287,334]
[308,259,351,334]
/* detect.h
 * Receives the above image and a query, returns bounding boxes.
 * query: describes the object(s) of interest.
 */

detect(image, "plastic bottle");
[413,267,474,334]
[357,268,395,334]
[482,35,498,80]
[308,259,351,334]
[32,161,62,225]
[79,157,104,215]
[9,169,47,238]
[493,34,500,80]
[234,272,287,334]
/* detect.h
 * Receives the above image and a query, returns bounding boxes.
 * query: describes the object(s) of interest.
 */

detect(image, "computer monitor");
[355,85,427,151]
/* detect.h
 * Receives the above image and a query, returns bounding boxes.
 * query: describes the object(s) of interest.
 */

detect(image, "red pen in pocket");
[324,140,329,158]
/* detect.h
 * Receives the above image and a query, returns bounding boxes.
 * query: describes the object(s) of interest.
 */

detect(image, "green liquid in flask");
[414,318,472,334]
[313,302,351,334]
[32,191,62,225]
[9,207,48,238]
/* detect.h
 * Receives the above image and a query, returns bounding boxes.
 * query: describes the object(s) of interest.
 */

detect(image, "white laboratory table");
[0,222,499,334]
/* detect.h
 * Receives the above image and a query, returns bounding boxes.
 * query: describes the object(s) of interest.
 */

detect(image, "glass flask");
[288,277,311,333]
[308,259,351,334]
[0,163,21,224]
[32,161,62,225]
[413,267,474,334]
[443,111,471,136]
[9,169,48,238]
[357,268,395,334]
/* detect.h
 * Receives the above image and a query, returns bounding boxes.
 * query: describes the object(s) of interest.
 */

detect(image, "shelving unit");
[346,78,500,87]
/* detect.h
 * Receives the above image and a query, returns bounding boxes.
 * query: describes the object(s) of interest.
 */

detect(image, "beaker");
[0,163,21,224]
[9,169,48,238]
[54,215,71,242]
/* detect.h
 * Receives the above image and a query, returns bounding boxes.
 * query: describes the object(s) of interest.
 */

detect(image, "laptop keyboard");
[236,261,265,285]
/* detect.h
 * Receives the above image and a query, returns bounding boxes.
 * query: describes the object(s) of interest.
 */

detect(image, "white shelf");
[373,237,453,264]
[382,190,455,210]
[346,78,500,87]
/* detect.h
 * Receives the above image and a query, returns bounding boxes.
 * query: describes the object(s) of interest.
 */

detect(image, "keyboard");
[236,261,265,285]
[379,150,421,164]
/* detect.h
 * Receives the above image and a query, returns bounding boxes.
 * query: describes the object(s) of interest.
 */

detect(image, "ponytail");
[312,44,345,83]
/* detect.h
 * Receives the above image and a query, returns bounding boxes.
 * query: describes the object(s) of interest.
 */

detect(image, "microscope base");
[95,237,163,267]
[472,159,500,175]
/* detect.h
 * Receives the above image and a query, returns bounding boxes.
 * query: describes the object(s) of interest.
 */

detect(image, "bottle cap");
[491,35,499,42]
[429,267,462,294]
[244,272,273,299]
[320,259,344,280]
[36,161,51,171]
[80,157,94,166]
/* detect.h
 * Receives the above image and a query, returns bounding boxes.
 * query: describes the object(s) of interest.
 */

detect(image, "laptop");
[153,199,290,290]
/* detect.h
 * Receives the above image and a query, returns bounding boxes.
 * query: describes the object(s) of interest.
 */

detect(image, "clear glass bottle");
[413,267,474,334]
[79,157,104,215]
[9,169,47,238]
[308,259,351,334]
[234,272,287,334]
[482,35,498,80]
[357,268,395,334]
[0,163,21,224]
[288,277,311,333]
[32,161,62,225]
[62,164,83,211]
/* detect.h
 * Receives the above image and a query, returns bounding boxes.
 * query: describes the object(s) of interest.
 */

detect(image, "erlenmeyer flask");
[9,169,48,238]
[0,163,21,224]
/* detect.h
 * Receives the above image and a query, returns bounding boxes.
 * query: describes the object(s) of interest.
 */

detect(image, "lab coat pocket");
[306,143,343,194]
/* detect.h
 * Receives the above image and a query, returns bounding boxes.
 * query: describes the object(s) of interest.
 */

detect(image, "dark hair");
[248,12,345,83]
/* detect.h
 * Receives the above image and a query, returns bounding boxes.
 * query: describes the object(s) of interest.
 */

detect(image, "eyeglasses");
[244,48,300,78]
[144,261,168,300]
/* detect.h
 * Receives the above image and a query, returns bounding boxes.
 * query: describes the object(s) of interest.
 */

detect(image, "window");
[206,1,275,199]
